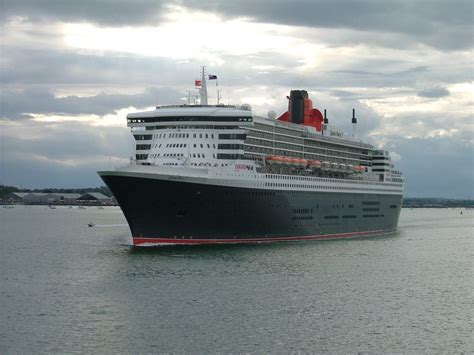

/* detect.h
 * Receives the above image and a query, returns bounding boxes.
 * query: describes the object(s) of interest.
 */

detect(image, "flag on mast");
[208,75,217,80]
[194,80,202,87]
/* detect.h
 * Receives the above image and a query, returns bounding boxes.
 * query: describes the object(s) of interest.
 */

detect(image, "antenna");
[199,66,208,105]
[322,109,328,136]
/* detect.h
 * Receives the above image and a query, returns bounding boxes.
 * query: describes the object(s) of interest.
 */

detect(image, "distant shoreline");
[1,202,117,207]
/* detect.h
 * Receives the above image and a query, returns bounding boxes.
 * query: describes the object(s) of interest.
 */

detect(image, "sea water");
[0,206,473,353]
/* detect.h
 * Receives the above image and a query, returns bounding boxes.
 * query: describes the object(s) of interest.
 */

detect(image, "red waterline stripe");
[132,229,394,246]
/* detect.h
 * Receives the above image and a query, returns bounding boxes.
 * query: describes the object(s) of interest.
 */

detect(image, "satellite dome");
[241,103,252,111]
[267,110,277,119]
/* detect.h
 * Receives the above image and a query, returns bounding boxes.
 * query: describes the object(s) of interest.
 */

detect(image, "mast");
[351,108,358,139]
[199,66,208,105]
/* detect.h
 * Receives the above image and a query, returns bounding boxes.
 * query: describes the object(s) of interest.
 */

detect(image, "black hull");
[100,173,402,245]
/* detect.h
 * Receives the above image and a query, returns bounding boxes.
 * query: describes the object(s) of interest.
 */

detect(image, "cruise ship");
[98,71,404,246]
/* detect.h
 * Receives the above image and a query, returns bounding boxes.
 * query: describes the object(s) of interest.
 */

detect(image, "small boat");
[87,222,95,227]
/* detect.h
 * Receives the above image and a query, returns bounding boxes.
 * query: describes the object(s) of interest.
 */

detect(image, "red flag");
[194,80,201,87]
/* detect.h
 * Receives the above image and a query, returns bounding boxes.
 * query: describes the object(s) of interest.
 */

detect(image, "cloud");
[0,86,183,120]
[1,0,169,26]
[379,133,474,199]
[417,87,450,98]
[3,0,472,51]
[0,46,206,87]
[183,0,474,50]
[1,1,472,197]
[0,120,132,188]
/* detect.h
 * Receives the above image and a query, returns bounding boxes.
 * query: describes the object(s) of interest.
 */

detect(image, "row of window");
[263,182,401,193]
[134,135,153,140]
[254,122,302,138]
[260,172,402,188]
[251,123,371,152]
[219,133,247,140]
[293,208,312,214]
[324,214,384,219]
[156,132,215,139]
[291,216,313,221]
[129,116,253,123]
[262,173,401,188]
[218,144,244,150]
[247,130,370,158]
[217,153,244,160]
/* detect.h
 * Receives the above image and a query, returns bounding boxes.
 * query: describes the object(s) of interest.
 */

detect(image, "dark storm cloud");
[2,0,472,50]
[417,87,450,98]
[1,0,168,26]
[0,121,132,188]
[381,133,473,199]
[184,0,473,50]
[0,86,183,120]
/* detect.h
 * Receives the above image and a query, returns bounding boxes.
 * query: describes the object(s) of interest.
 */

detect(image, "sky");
[0,0,473,198]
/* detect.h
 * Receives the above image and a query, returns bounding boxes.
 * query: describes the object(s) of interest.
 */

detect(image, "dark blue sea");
[1,206,473,353]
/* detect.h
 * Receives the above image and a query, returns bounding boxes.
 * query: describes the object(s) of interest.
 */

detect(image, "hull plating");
[100,173,402,246]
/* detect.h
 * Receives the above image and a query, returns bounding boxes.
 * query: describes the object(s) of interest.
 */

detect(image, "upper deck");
[124,103,403,187]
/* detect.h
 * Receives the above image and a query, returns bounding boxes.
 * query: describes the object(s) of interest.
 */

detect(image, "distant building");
[77,192,112,204]
[2,192,30,203]
[23,193,50,204]
[2,191,114,205]
[47,193,81,204]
